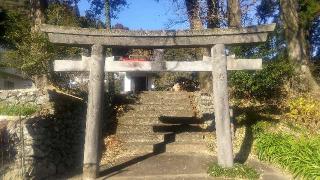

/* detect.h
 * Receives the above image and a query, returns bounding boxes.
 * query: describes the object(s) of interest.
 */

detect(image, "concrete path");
[51,153,292,179]
[97,153,292,180]
[99,153,214,180]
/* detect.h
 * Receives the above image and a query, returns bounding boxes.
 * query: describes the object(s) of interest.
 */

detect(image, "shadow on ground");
[233,104,280,163]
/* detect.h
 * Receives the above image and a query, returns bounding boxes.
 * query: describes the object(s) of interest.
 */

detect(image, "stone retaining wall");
[0,89,49,106]
[193,91,234,130]
[6,113,85,179]
[1,89,86,179]
[193,92,214,129]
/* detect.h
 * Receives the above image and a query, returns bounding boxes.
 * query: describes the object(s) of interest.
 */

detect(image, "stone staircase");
[114,91,212,159]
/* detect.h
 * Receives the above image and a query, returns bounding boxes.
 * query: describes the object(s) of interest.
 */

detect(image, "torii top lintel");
[41,24,276,48]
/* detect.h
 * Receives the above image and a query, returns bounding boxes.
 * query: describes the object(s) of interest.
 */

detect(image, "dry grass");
[1,167,23,180]
[100,135,125,166]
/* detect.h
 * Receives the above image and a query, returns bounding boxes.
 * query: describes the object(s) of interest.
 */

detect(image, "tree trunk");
[280,0,319,92]
[227,0,242,138]
[105,0,115,94]
[228,0,241,27]
[30,0,49,89]
[105,0,111,30]
[198,0,221,93]
[30,0,47,32]
[185,0,213,91]
[185,0,203,30]
[207,0,220,28]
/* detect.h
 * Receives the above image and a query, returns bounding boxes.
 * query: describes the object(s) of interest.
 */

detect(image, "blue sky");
[78,0,189,30]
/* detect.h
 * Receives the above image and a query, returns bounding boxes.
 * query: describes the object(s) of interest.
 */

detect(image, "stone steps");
[121,142,211,156]
[134,98,193,105]
[138,91,193,97]
[125,104,194,111]
[134,92,193,103]
[117,117,203,125]
[116,124,208,134]
[109,91,211,166]
[117,132,209,143]
[136,98,191,104]
[119,110,196,118]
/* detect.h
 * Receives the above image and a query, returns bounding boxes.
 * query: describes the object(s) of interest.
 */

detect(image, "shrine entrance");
[133,76,147,91]
[41,23,275,179]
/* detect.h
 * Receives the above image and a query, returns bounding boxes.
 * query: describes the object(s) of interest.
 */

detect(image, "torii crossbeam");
[41,23,275,179]
[53,56,263,72]
[42,24,275,47]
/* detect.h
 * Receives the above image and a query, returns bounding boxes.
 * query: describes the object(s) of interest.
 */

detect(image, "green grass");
[0,103,38,116]
[208,163,260,179]
[256,133,320,179]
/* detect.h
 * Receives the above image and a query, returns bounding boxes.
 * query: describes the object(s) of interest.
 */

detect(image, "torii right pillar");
[212,44,234,167]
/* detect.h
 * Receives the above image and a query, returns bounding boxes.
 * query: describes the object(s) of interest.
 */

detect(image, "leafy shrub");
[256,133,320,179]
[230,59,294,100]
[287,96,320,132]
[208,163,260,179]
[0,104,38,116]
[2,5,82,83]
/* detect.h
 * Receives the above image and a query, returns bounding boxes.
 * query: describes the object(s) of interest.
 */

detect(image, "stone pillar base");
[83,164,98,179]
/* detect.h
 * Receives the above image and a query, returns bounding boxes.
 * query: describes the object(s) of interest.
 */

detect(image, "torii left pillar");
[83,44,105,179]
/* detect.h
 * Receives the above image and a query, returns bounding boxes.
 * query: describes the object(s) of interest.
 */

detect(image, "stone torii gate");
[41,23,275,179]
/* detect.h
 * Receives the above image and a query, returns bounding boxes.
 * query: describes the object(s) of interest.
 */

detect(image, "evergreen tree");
[279,0,320,91]
[227,0,241,27]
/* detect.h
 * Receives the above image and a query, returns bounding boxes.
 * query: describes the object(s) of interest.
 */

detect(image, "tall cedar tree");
[105,0,111,29]
[279,0,319,91]
[184,0,222,92]
[200,0,221,92]
[185,0,203,29]
[30,0,49,88]
[228,0,241,27]
[30,0,47,31]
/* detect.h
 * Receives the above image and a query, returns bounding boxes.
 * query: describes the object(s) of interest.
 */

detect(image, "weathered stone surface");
[102,153,215,180]
[194,92,215,128]
[54,58,262,72]
[42,24,276,36]
[106,91,213,172]
[3,89,87,179]
[41,23,275,47]
[0,89,49,106]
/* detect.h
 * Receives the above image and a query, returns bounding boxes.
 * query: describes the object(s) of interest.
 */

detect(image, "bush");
[230,59,294,100]
[1,4,82,83]
[208,163,260,179]
[287,96,320,132]
[255,133,320,179]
